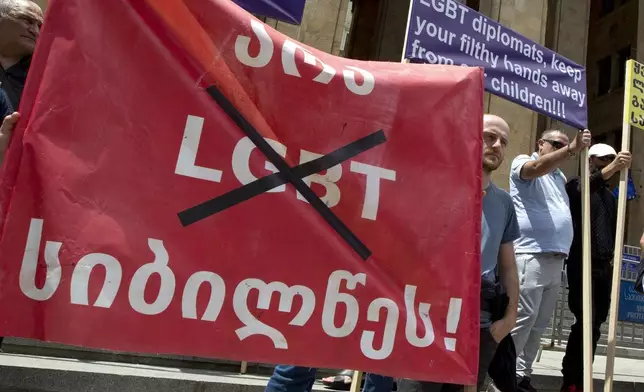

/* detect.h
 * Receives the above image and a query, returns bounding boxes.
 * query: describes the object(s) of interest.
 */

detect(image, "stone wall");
[477,0,551,189]
[264,0,351,56]
[587,0,638,136]
[545,0,591,181]
[579,0,641,245]
[31,0,48,9]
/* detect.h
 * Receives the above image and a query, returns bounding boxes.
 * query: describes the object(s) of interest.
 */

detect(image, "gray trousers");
[396,328,498,392]
[511,253,564,378]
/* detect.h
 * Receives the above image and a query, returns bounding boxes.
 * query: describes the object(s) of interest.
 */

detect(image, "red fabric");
[0,0,484,384]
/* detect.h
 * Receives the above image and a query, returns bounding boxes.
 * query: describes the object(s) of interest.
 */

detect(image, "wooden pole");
[350,371,363,392]
[604,62,634,392]
[581,145,594,392]
[604,125,630,392]
[240,361,248,374]
[400,0,415,63]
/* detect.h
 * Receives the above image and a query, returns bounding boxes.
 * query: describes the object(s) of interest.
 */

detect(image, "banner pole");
[604,61,634,392]
[581,145,594,392]
[400,0,414,62]
[350,370,363,392]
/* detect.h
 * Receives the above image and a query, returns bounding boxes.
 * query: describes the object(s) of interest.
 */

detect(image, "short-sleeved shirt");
[481,182,520,283]
[509,153,573,255]
[480,182,520,328]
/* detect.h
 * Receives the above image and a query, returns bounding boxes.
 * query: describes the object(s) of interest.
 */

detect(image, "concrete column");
[546,0,591,180]
[266,0,350,56]
[483,0,550,189]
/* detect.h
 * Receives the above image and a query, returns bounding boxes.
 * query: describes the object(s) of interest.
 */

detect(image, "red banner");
[0,0,484,384]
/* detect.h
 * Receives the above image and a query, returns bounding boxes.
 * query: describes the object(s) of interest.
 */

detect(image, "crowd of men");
[0,2,638,392]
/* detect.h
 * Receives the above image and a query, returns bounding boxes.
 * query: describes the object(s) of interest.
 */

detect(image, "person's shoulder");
[510,154,533,174]
[488,183,513,207]
[511,154,532,164]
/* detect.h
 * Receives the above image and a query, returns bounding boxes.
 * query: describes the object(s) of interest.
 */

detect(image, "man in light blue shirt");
[509,129,591,392]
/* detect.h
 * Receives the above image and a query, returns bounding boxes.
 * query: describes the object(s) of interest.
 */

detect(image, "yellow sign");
[625,59,644,128]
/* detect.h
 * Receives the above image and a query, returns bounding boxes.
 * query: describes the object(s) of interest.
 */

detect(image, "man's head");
[589,143,617,170]
[0,0,43,62]
[537,129,569,156]
[483,114,510,173]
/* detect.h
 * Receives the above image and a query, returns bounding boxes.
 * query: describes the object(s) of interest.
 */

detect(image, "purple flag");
[233,0,306,24]
[403,0,587,129]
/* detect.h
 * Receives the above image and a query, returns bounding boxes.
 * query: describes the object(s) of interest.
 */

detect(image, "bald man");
[398,114,520,392]
[509,128,591,392]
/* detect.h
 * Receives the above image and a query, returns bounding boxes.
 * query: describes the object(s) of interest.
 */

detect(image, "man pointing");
[509,128,591,392]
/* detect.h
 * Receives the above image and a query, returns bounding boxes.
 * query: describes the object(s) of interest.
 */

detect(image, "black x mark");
[178,85,386,261]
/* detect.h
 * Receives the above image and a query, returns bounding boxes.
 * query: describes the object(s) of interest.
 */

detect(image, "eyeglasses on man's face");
[542,139,567,150]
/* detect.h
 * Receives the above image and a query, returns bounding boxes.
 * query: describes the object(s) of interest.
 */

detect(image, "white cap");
[588,143,617,157]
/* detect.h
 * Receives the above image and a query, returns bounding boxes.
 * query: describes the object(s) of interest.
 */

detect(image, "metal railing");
[545,245,644,354]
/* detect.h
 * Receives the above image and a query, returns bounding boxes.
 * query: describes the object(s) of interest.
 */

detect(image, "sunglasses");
[597,155,615,162]
[543,139,568,150]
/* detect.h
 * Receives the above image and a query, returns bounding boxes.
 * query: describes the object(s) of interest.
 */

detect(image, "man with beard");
[561,144,631,392]
[397,114,520,392]
[509,128,590,392]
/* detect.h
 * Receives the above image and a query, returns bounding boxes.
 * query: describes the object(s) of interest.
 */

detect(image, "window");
[617,45,632,87]
[601,0,615,16]
[597,56,612,96]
